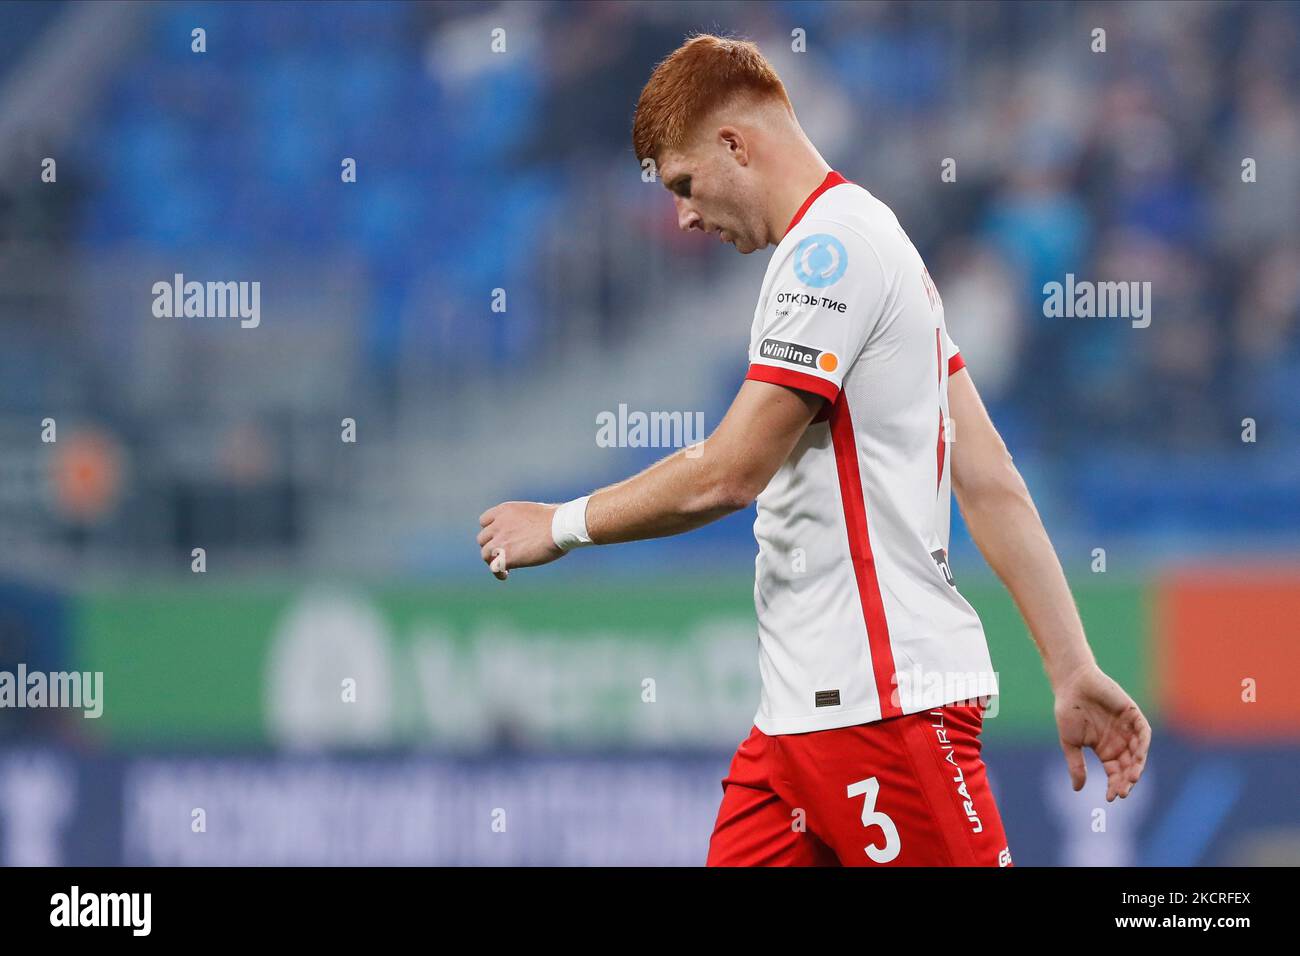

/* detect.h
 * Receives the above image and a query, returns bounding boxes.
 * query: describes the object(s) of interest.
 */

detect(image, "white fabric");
[745,177,997,734]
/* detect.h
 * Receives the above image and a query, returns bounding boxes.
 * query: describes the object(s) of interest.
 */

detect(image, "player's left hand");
[1053,664,1152,802]
[477,501,565,581]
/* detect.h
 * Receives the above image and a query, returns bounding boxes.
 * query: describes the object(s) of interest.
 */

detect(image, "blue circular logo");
[792,233,848,288]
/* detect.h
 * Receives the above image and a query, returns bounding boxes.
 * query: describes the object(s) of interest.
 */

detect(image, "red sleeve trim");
[746,363,840,404]
[948,352,966,376]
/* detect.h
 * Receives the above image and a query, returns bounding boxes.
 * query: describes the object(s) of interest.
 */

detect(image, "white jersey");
[744,171,997,735]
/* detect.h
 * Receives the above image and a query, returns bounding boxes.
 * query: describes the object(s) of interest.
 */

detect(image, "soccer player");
[477,35,1150,866]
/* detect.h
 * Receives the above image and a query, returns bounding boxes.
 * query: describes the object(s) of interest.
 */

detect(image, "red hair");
[632,34,791,164]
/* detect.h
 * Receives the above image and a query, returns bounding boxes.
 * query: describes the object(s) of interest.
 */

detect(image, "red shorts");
[706,704,1012,866]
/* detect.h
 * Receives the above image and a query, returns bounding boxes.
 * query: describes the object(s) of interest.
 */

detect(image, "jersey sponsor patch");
[758,337,839,373]
[772,290,848,313]
[792,233,848,288]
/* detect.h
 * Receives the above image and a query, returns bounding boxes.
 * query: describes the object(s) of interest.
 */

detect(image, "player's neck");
[766,146,833,245]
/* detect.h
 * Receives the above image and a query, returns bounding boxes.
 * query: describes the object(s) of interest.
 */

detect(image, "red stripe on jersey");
[828,393,902,720]
[948,352,966,376]
[745,363,840,404]
[784,170,850,238]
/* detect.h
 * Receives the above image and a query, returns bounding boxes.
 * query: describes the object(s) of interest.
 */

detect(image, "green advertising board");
[73,576,1150,748]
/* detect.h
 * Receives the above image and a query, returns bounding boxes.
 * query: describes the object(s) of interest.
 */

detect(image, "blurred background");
[0,0,1297,865]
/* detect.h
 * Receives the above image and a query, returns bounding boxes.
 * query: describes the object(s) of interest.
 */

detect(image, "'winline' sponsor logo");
[758,337,839,373]
[152,273,261,328]
[0,665,103,718]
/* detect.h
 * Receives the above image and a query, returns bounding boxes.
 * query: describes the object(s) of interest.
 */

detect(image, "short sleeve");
[745,223,887,404]
[943,327,966,376]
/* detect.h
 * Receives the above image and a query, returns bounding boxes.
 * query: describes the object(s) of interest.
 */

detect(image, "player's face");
[658,141,766,254]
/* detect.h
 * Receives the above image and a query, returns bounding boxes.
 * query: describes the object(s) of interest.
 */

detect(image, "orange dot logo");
[818,352,839,373]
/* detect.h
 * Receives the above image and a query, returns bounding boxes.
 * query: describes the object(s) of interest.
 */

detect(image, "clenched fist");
[477,501,565,580]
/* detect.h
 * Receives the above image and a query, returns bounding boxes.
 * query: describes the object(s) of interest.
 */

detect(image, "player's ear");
[718,126,749,166]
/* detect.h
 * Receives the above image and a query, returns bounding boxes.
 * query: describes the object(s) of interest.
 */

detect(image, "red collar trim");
[784,170,849,238]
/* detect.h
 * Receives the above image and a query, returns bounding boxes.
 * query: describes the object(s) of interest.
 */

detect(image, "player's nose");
[674,198,701,233]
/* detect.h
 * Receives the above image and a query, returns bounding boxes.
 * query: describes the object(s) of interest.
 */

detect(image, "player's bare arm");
[948,367,1152,802]
[477,380,822,578]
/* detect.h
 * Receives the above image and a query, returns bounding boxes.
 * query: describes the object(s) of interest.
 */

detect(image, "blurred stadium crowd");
[0,0,1296,576]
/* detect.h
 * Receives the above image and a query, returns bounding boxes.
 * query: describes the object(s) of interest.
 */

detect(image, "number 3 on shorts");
[847,776,901,863]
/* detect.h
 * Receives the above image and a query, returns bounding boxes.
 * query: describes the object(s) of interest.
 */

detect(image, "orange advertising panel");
[1156,567,1300,740]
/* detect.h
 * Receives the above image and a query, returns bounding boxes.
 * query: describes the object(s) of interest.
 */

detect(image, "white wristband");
[552,496,594,551]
